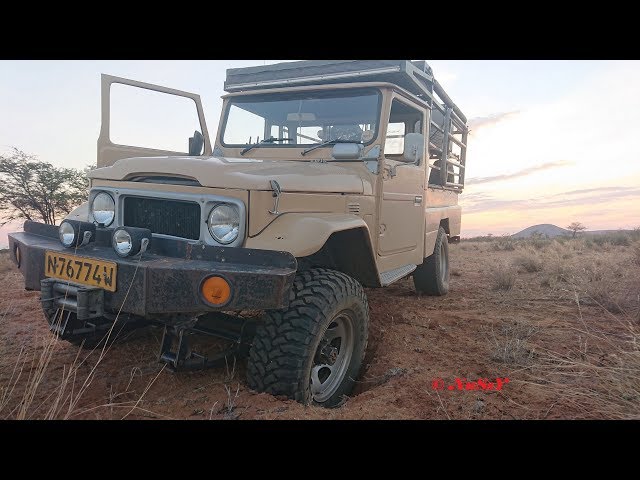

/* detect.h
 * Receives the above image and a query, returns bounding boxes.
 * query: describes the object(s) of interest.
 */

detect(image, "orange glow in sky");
[457,62,640,236]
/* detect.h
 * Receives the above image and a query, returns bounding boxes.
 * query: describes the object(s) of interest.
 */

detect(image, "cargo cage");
[224,60,468,191]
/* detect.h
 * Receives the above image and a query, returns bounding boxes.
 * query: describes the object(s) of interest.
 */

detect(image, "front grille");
[123,197,201,240]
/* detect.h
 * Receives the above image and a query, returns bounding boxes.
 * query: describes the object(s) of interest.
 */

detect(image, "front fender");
[245,213,370,257]
[65,201,90,222]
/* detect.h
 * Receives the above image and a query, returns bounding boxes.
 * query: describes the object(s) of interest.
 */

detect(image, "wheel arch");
[300,227,381,287]
[245,213,381,287]
[439,218,450,234]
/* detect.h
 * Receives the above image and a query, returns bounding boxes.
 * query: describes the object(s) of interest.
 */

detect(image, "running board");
[379,264,417,286]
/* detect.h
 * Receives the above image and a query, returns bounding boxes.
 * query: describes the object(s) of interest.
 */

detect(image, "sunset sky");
[1,60,639,245]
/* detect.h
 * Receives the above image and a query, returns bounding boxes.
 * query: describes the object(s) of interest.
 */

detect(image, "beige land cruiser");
[8,60,468,407]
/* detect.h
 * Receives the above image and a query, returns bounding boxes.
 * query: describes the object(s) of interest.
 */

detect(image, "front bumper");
[8,221,297,317]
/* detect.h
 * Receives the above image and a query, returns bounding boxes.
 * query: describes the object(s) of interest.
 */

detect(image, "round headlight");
[208,204,240,244]
[113,228,133,256]
[91,192,115,226]
[59,221,78,247]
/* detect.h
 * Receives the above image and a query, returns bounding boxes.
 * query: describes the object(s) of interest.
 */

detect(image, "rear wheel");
[413,226,450,296]
[246,268,369,407]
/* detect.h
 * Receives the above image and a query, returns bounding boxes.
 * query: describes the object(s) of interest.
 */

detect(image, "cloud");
[459,192,494,202]
[467,160,572,185]
[461,187,640,214]
[462,198,529,214]
[553,186,635,197]
[468,111,520,132]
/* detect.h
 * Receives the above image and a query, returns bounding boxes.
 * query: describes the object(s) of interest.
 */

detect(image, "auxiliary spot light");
[58,220,96,248]
[111,226,152,257]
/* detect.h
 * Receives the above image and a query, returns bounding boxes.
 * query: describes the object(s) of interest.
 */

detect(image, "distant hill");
[512,224,571,239]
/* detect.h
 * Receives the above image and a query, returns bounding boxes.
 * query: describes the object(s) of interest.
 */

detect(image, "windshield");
[221,88,381,149]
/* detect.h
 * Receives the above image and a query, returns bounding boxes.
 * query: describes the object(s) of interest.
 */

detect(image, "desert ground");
[1,233,639,420]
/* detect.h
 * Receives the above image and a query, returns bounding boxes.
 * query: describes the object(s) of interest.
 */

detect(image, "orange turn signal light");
[200,276,231,306]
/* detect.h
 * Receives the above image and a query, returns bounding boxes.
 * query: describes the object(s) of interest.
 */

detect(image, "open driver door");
[97,74,212,168]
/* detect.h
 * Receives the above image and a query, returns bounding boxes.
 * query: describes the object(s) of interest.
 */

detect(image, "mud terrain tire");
[247,268,369,407]
[413,226,450,296]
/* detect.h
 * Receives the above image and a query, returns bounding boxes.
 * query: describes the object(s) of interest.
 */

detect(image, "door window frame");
[383,93,427,166]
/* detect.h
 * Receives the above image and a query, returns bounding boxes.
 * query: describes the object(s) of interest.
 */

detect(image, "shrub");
[609,233,631,246]
[633,242,640,267]
[513,252,544,273]
[489,321,539,365]
[587,233,632,247]
[490,264,517,291]
[527,232,550,251]
[492,234,516,252]
[586,281,623,314]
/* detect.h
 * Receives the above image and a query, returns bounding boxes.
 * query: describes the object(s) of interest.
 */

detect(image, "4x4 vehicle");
[8,60,468,407]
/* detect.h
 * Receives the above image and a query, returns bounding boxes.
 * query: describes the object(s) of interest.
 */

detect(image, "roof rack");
[225,61,465,121]
[225,60,468,190]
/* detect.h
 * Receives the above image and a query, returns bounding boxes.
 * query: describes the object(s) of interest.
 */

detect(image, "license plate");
[45,251,117,292]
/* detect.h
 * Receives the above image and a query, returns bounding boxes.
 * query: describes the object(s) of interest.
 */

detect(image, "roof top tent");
[224,60,468,190]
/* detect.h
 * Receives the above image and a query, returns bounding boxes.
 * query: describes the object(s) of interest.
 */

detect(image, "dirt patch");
[1,240,639,420]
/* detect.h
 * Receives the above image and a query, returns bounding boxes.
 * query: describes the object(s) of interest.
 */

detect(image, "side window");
[384,99,424,160]
[110,83,202,153]
[385,122,405,155]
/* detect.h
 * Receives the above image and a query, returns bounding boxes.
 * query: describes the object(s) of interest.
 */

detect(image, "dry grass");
[530,302,640,419]
[489,320,539,365]
[535,239,639,319]
[476,232,640,418]
[633,241,640,267]
[490,263,517,291]
[491,235,516,252]
[513,251,544,273]
[526,233,551,251]
[0,248,160,420]
[0,251,12,275]
[585,281,623,314]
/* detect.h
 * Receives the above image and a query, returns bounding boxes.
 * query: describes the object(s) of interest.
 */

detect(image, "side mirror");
[402,133,424,163]
[332,143,363,160]
[188,130,204,156]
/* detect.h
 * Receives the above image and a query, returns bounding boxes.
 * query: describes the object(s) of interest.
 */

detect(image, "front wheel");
[413,226,450,296]
[246,268,369,407]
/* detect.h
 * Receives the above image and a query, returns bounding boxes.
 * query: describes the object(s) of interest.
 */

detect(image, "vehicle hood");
[89,156,368,194]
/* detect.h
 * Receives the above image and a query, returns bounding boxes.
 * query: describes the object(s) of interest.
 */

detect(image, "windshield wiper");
[240,137,293,155]
[301,138,363,156]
